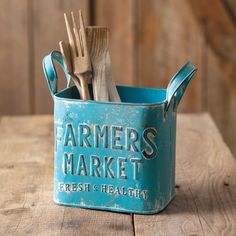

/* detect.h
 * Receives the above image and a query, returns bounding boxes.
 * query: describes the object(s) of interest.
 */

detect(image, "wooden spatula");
[86,27,109,101]
[105,52,121,102]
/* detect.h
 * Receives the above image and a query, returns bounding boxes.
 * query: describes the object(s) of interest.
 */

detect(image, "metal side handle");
[42,51,71,98]
[166,62,197,111]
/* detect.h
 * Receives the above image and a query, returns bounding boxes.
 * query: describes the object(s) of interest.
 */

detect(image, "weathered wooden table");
[0,113,236,235]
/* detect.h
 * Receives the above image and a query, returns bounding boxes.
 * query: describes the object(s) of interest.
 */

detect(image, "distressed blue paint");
[43,51,197,214]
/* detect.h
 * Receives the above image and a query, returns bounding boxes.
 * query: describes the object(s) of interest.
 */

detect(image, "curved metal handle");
[42,51,71,98]
[166,62,197,111]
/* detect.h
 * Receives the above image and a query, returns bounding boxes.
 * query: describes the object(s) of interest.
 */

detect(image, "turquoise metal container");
[43,51,197,214]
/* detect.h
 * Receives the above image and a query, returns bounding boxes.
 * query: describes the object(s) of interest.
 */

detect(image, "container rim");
[54,85,168,107]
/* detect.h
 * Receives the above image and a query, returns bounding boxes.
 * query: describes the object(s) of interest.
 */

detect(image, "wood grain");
[33,0,90,113]
[94,0,136,86]
[206,47,236,168]
[136,0,204,112]
[0,116,133,235]
[0,114,236,235]
[134,114,236,235]
[223,0,236,24]
[0,0,30,115]
[188,0,236,95]
[187,0,236,158]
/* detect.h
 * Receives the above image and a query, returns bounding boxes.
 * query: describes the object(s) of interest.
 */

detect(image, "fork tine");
[71,11,82,57]
[71,11,78,28]
[64,13,76,58]
[79,10,89,57]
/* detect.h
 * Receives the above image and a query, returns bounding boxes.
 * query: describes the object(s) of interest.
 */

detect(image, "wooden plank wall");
[33,0,90,114]
[135,0,204,112]
[187,0,236,157]
[0,0,235,156]
[0,0,30,115]
[94,0,204,112]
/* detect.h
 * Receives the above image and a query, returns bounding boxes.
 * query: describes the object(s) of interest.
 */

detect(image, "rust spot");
[224,182,229,186]
[175,185,180,189]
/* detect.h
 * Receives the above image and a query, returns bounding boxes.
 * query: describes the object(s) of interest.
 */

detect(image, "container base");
[53,193,176,215]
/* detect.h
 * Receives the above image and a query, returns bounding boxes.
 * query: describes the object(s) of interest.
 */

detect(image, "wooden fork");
[59,41,82,95]
[64,10,92,100]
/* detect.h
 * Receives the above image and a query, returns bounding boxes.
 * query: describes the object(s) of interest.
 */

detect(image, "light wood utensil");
[64,10,92,100]
[59,41,81,94]
[105,52,121,102]
[86,27,110,101]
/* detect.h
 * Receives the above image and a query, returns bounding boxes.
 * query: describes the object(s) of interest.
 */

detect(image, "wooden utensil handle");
[78,76,91,100]
[71,76,82,95]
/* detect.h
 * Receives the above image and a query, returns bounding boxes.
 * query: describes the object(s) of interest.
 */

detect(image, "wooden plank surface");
[205,47,236,161]
[224,0,236,22]
[188,0,236,95]
[0,116,133,235]
[33,0,90,114]
[136,0,204,112]
[134,114,236,235]
[0,114,236,235]
[187,0,236,159]
[0,0,30,115]
[94,0,136,86]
